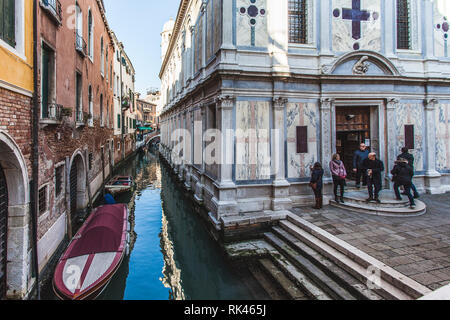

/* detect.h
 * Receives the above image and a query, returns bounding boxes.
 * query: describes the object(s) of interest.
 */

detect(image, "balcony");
[41,103,64,124]
[40,0,62,25]
[75,32,87,57]
[75,110,84,126]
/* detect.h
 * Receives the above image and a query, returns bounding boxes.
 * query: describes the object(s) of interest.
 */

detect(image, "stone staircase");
[226,213,432,300]
[330,190,427,217]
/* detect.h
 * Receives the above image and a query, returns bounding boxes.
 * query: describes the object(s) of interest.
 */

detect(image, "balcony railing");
[75,32,87,57]
[40,0,62,24]
[41,103,63,122]
[76,109,84,123]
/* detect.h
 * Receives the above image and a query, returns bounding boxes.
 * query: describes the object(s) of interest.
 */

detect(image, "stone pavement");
[290,192,450,291]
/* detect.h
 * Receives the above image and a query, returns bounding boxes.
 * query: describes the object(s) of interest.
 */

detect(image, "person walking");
[391,158,416,209]
[330,154,347,204]
[397,147,420,199]
[353,143,370,188]
[310,162,324,209]
[363,153,385,203]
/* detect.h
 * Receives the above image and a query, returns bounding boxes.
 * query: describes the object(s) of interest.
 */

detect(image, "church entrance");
[335,106,371,180]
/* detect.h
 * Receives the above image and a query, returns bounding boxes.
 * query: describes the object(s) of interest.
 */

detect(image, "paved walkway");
[290,192,450,291]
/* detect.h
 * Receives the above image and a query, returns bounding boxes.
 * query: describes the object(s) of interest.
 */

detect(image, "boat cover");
[67,204,126,259]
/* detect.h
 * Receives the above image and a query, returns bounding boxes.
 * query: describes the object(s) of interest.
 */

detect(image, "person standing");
[397,147,420,199]
[363,153,385,203]
[330,154,347,204]
[310,162,324,209]
[353,143,370,188]
[391,158,416,209]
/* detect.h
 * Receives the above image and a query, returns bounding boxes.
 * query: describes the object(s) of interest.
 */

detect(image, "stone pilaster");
[184,109,194,190]
[271,97,292,211]
[423,98,443,194]
[210,95,238,222]
[320,98,334,179]
[386,98,399,184]
[194,106,206,203]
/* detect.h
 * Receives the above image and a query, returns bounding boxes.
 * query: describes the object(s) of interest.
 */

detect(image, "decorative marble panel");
[395,103,424,172]
[436,104,450,171]
[194,15,203,73]
[286,102,318,179]
[206,0,214,60]
[235,101,271,181]
[332,0,381,52]
[236,0,268,47]
[434,3,449,58]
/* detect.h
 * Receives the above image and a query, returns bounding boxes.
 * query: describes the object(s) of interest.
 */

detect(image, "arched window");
[88,85,93,126]
[100,36,104,75]
[100,94,103,126]
[88,9,93,58]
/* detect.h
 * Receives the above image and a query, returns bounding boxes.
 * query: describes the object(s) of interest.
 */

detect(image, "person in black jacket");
[353,143,370,188]
[391,158,416,209]
[310,162,324,209]
[397,147,420,199]
[363,153,385,203]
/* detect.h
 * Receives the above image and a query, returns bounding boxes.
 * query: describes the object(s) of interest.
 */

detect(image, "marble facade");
[159,0,450,235]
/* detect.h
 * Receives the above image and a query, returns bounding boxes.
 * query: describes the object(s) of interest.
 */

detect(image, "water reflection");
[47,150,256,300]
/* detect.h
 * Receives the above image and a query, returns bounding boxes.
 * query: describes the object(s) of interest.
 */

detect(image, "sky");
[104,0,181,96]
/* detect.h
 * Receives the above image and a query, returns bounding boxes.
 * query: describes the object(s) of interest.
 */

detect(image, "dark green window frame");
[0,0,16,47]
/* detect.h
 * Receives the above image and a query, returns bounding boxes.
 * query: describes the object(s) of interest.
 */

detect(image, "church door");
[336,106,371,180]
[0,165,8,299]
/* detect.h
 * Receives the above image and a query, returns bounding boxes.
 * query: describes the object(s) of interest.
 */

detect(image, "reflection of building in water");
[133,153,162,191]
[159,208,185,300]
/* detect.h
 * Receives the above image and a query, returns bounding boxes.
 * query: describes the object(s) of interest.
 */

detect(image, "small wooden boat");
[53,204,130,300]
[105,176,134,196]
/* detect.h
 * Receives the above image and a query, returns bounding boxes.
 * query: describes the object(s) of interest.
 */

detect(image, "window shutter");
[405,125,414,150]
[296,126,308,154]
[117,114,121,128]
[3,0,15,47]
[0,0,4,40]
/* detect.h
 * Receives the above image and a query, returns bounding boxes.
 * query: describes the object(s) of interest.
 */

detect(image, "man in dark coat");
[397,147,420,199]
[353,143,370,188]
[391,158,416,209]
[363,153,385,203]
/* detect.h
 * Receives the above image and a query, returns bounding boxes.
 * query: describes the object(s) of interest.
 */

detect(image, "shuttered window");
[117,114,121,128]
[397,0,411,50]
[405,125,414,150]
[296,126,308,154]
[0,0,16,47]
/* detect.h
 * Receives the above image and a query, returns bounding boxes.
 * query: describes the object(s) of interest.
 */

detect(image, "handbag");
[309,182,317,190]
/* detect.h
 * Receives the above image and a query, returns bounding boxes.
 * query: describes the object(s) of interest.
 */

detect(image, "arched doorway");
[69,152,86,227]
[0,164,8,299]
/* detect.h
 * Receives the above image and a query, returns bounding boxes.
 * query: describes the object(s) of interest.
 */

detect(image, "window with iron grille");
[88,153,93,171]
[55,165,64,198]
[288,0,307,44]
[38,186,47,215]
[397,0,411,50]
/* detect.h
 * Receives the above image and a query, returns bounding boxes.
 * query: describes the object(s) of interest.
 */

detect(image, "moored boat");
[53,204,130,300]
[105,176,134,196]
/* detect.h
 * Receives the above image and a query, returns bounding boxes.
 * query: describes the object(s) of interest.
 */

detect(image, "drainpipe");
[31,0,40,300]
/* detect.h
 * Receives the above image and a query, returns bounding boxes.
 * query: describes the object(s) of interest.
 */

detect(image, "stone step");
[247,262,290,300]
[264,247,333,300]
[256,259,309,300]
[330,199,427,217]
[273,224,383,300]
[339,193,411,208]
[286,213,432,300]
[264,232,357,300]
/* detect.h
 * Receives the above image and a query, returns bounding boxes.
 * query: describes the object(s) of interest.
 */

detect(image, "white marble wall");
[235,100,271,181]
[436,103,450,171]
[286,102,318,179]
[332,0,381,52]
[236,0,269,47]
[433,2,449,58]
[396,103,424,172]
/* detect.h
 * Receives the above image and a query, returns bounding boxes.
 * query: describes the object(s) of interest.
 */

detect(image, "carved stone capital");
[425,98,438,110]
[273,96,288,109]
[387,98,399,110]
[320,98,334,110]
[215,95,235,110]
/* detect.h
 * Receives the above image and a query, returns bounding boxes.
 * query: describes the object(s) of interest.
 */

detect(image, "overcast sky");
[104,0,180,95]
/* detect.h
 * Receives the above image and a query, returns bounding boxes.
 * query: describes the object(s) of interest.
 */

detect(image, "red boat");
[53,204,130,300]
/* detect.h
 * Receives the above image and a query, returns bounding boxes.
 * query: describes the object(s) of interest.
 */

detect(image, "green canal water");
[43,150,262,300]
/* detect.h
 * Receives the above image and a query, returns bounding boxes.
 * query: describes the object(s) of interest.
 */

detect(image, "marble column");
[424,98,443,194]
[271,97,292,211]
[320,98,334,179]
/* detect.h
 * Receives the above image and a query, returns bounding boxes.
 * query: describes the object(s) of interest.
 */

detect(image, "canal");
[42,150,265,300]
